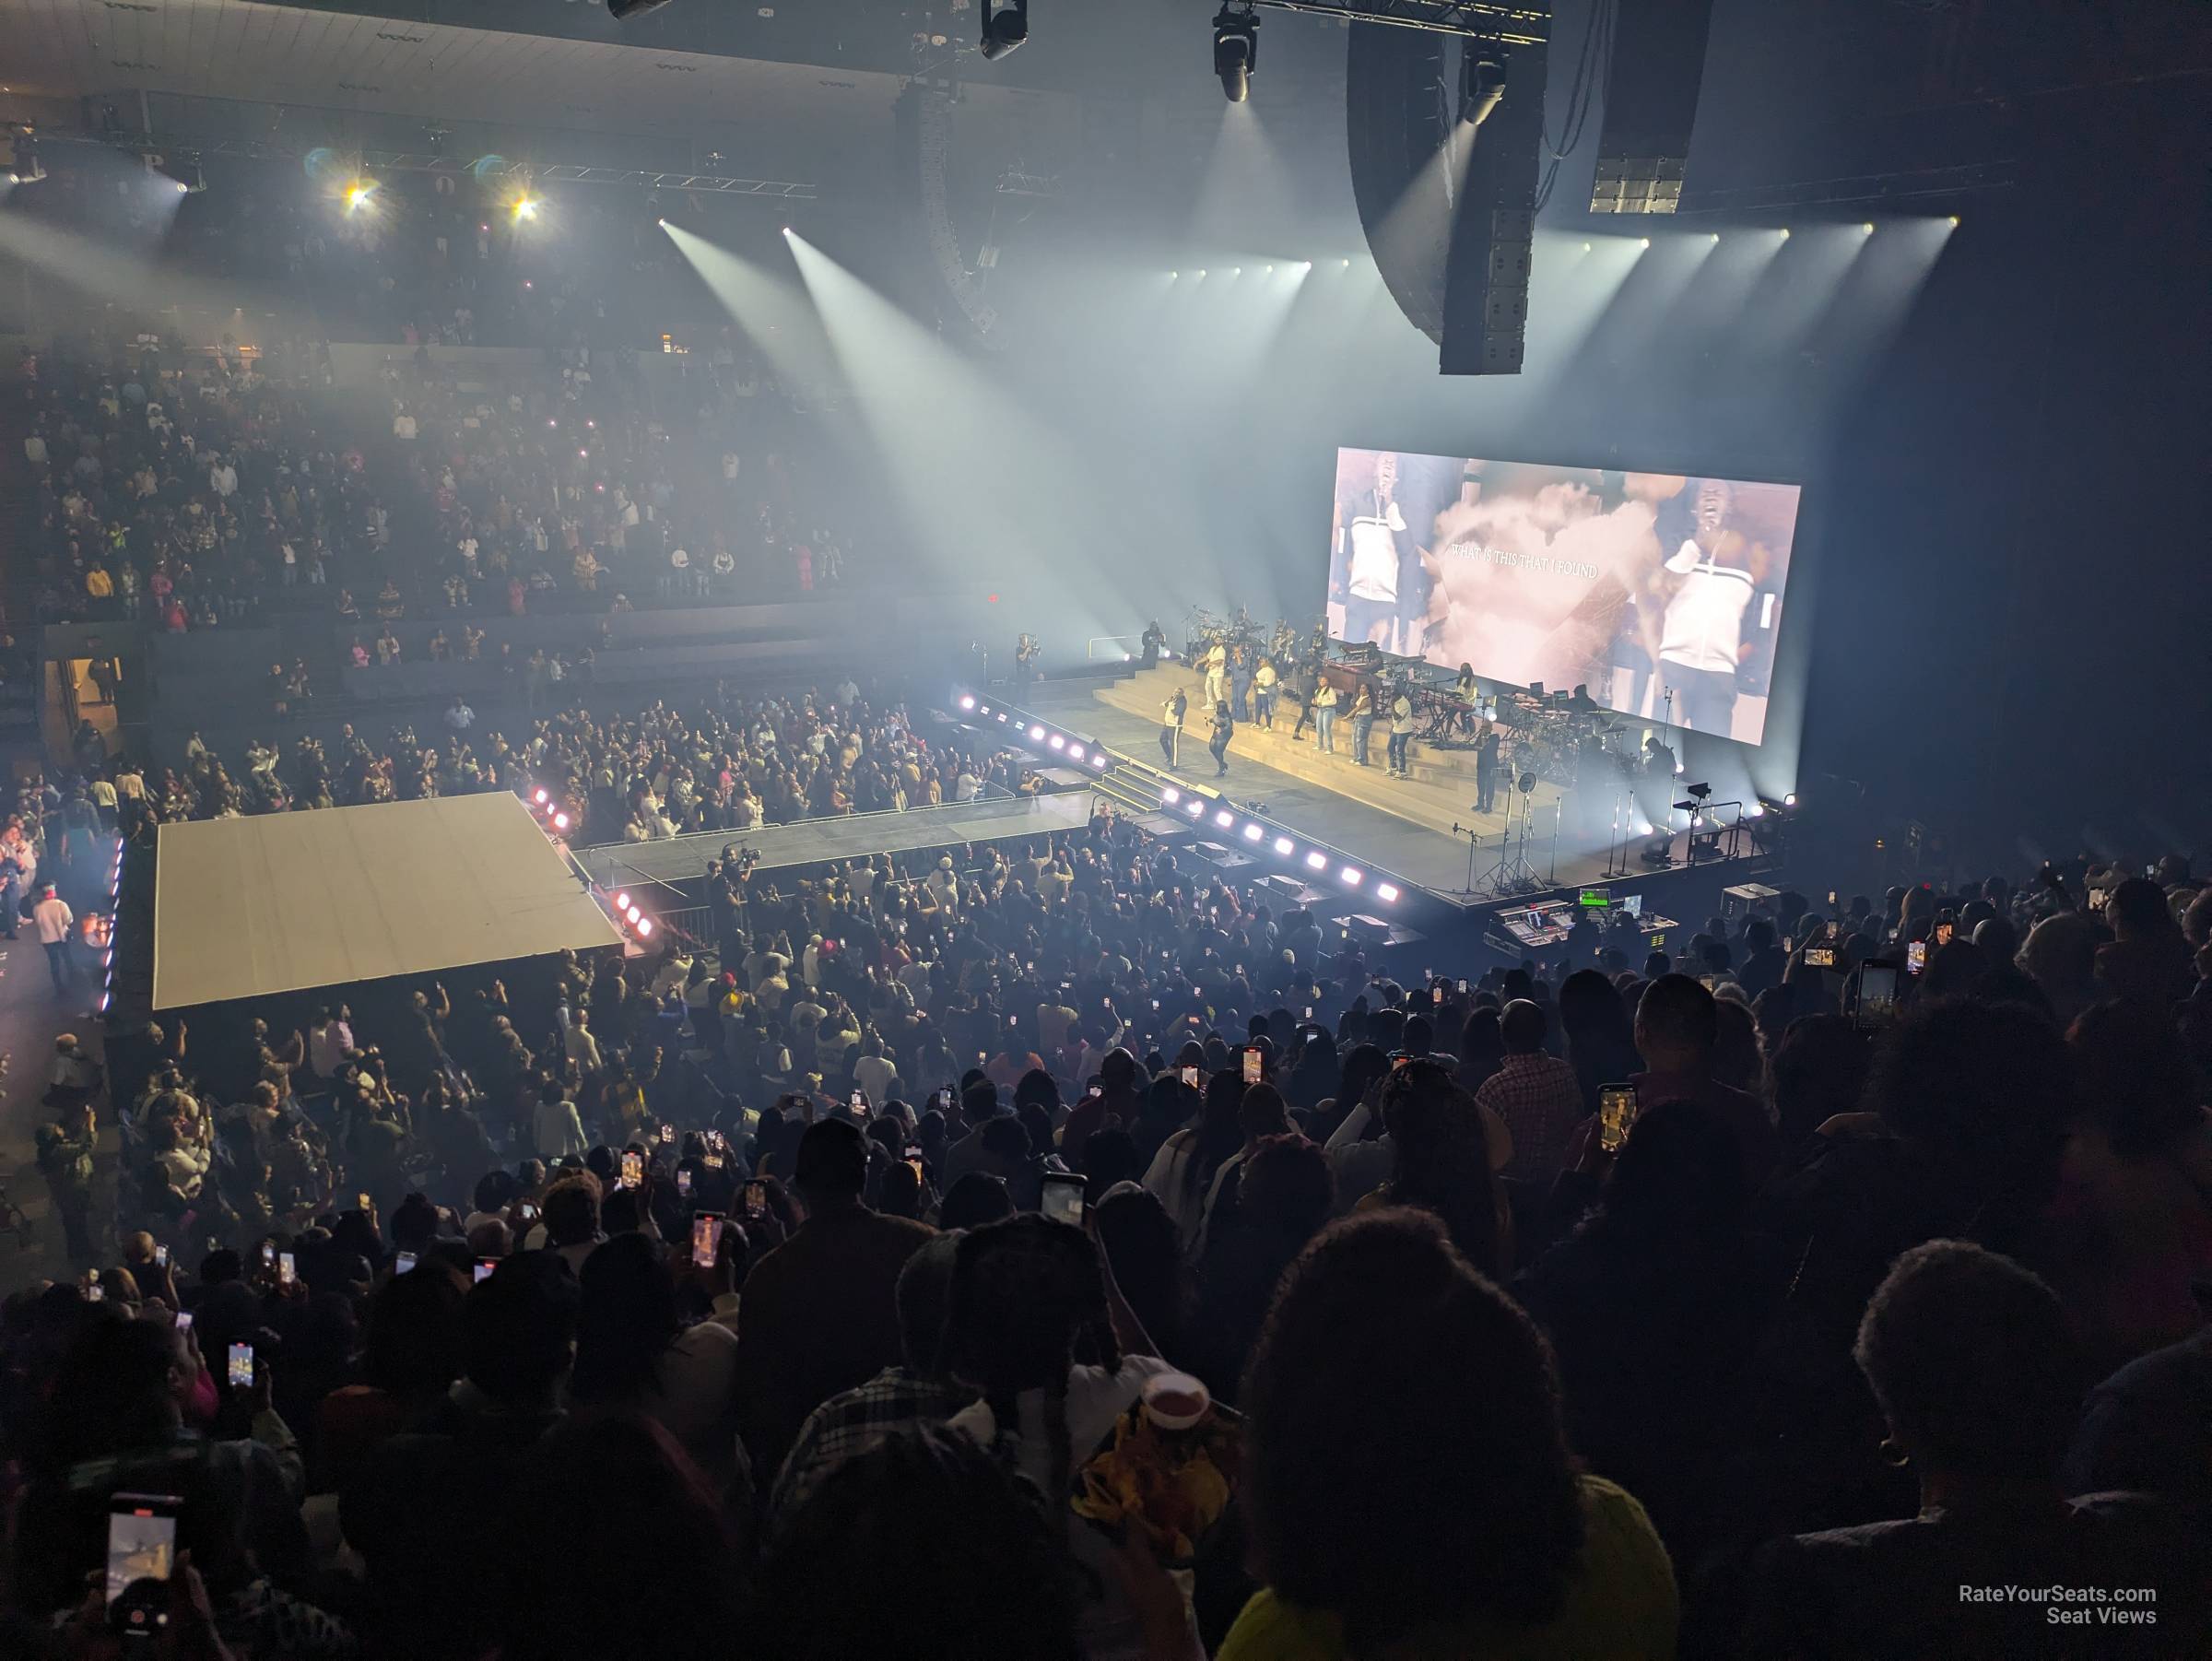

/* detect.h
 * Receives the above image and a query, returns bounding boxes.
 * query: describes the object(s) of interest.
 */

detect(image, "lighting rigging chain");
[1534,0,1612,213]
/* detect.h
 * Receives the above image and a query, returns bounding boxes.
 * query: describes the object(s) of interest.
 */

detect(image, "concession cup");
[1141,1371,1212,1431]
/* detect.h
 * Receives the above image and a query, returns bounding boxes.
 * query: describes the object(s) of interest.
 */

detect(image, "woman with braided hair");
[944,1215,1185,1660]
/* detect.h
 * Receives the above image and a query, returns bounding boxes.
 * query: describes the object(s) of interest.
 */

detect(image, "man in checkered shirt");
[768,1232,972,1531]
[1472,999,1587,1183]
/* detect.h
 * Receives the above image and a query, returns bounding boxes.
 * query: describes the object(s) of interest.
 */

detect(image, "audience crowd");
[21,314,856,638]
[57,679,1037,842]
[6,799,2208,1659]
[7,159,2208,1661]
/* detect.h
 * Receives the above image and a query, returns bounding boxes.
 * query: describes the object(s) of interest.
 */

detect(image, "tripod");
[1480,777,1544,899]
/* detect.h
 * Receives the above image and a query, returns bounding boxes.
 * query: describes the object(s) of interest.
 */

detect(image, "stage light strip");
[958,685,1412,907]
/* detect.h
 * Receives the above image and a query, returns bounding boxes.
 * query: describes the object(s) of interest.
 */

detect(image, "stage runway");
[1029,677,1671,910]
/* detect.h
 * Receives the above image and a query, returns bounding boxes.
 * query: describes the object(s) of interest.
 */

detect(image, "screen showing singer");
[1327,449,1803,747]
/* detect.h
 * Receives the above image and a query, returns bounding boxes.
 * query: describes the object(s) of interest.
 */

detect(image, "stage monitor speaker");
[1587,0,1717,215]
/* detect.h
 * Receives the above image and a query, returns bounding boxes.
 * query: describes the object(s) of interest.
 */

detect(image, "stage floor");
[1033,675,1719,913]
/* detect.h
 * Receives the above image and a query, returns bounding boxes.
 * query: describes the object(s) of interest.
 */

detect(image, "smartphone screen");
[677,1169,692,1196]
[277,1252,296,1289]
[473,1258,496,1284]
[1934,923,1954,947]
[1241,1048,1262,1084]
[154,1244,169,1267]
[1457,978,1468,994]
[106,1493,181,1629]
[1041,1176,1086,1227]
[1597,1084,1640,1154]
[620,1150,643,1188]
[1180,1066,1199,1088]
[744,1181,767,1218]
[691,1214,722,1268]
[394,1250,418,1275]
[1804,946,1836,969]
[87,1279,105,1303]
[1857,962,1901,1029]
[1303,1006,1314,1019]
[1906,939,1927,974]
[227,1342,254,1390]
[174,1311,193,1335]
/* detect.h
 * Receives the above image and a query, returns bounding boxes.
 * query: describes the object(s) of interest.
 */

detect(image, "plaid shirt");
[1474,1052,1586,1181]
[769,1366,975,1528]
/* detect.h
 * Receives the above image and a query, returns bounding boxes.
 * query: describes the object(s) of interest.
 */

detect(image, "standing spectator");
[768,1231,973,1530]
[1631,973,1781,1188]
[1473,999,1585,1183]
[35,1101,100,1264]
[31,882,75,993]
[735,1120,935,1484]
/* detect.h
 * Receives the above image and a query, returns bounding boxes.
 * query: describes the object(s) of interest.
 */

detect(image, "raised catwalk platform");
[1034,667,1760,913]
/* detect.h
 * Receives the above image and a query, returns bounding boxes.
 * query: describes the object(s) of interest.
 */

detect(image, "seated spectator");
[1739,1239,2210,1658]
[1219,1209,1677,1659]
[2065,1325,2212,1516]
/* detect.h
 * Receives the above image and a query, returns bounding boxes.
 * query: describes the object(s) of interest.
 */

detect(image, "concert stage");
[1031,666,1768,915]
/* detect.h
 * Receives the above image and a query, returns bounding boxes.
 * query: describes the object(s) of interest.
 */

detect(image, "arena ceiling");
[0,0,919,142]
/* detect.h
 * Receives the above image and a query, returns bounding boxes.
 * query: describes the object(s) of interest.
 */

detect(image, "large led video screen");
[1327,448,1803,746]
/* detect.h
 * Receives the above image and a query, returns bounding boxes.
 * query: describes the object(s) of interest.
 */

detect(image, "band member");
[1475,719,1501,814]
[1288,655,1318,740]
[1349,682,1376,767]
[1387,683,1416,777]
[1013,632,1041,703]
[1311,677,1339,752]
[1160,686,1189,766]
[1140,619,1165,669]
[1636,732,1678,848]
